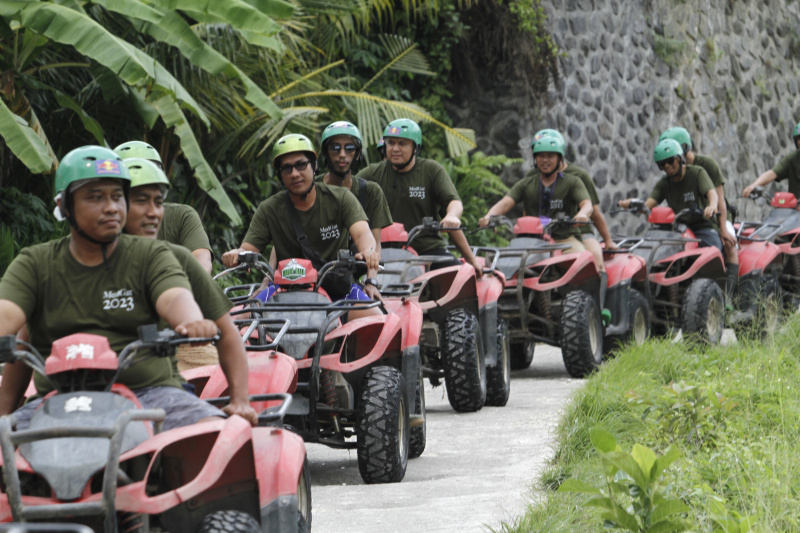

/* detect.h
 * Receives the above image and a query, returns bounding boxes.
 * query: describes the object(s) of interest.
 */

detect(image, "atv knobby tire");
[198,510,260,533]
[681,278,724,346]
[357,366,409,484]
[485,318,511,406]
[409,370,426,458]
[298,458,312,532]
[509,339,535,370]
[604,289,650,354]
[732,275,784,342]
[442,308,486,412]
[560,290,604,378]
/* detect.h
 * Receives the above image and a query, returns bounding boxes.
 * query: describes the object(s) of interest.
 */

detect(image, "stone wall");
[452,0,800,234]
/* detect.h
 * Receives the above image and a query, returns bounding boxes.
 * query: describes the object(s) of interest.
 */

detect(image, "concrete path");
[307,344,583,533]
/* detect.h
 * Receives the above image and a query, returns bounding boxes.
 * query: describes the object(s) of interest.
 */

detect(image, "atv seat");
[379,248,426,285]
[494,237,553,279]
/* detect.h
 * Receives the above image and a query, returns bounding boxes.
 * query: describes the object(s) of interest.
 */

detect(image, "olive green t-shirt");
[649,165,718,231]
[507,172,591,240]
[0,235,192,394]
[318,176,393,231]
[243,183,368,262]
[527,163,599,235]
[165,243,231,321]
[357,158,460,253]
[772,150,800,198]
[158,203,212,254]
[692,154,724,188]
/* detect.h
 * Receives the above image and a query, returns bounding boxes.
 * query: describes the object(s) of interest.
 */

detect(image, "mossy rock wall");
[450,0,800,233]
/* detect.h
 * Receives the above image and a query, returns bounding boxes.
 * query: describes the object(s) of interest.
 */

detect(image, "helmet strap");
[298,180,315,202]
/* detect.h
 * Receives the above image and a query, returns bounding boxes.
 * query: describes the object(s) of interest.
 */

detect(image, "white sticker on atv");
[65,396,93,413]
[281,258,307,281]
[66,343,94,360]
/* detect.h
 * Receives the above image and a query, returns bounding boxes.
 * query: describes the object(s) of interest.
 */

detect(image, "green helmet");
[383,119,423,147]
[659,127,692,152]
[532,135,565,157]
[125,158,170,190]
[531,129,565,148]
[56,145,130,195]
[321,121,363,149]
[653,139,685,164]
[272,134,317,171]
[113,141,162,165]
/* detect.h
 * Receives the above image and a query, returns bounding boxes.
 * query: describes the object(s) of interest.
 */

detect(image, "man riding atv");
[0,146,255,430]
[659,127,739,301]
[357,118,483,275]
[114,140,214,274]
[222,133,381,306]
[618,139,720,249]
[743,121,800,199]
[479,134,595,257]
[319,121,393,254]
[122,158,257,388]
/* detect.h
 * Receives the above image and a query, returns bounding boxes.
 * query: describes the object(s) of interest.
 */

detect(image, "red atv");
[215,251,425,484]
[379,218,510,410]
[733,187,799,335]
[0,325,310,533]
[474,215,649,378]
[612,200,726,344]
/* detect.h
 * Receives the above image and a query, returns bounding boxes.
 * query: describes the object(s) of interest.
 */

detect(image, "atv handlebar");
[405,217,467,248]
[206,392,293,427]
[468,215,515,235]
[214,252,274,282]
[610,198,650,215]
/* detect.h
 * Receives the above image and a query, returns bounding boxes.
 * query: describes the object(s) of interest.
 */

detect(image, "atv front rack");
[206,393,293,427]
[246,298,381,446]
[0,409,165,533]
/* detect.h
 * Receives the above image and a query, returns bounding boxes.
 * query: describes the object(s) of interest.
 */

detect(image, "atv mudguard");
[777,227,800,256]
[411,264,480,320]
[649,246,725,286]
[295,313,404,373]
[475,274,504,368]
[737,240,782,277]
[524,250,602,302]
[184,352,299,412]
[605,253,648,288]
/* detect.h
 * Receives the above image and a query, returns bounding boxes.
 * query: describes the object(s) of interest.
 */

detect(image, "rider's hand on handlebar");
[618,198,632,209]
[742,184,756,198]
[703,205,718,219]
[175,319,218,341]
[222,248,243,268]
[574,213,590,223]
[440,214,461,228]
[478,215,490,228]
[223,401,259,427]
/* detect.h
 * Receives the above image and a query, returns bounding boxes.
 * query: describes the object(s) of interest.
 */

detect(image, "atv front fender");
[524,251,600,293]
[737,240,782,276]
[649,247,725,286]
[605,254,648,288]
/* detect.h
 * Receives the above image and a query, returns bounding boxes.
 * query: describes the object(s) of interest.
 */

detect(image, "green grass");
[498,318,800,532]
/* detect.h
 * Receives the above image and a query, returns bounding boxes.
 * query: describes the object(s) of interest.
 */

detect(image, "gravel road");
[306,343,584,533]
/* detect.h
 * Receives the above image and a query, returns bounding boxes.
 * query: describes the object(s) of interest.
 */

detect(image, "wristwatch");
[364,278,379,288]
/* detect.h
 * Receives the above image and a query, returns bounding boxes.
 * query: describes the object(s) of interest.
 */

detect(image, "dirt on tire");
[356,366,409,484]
[442,308,486,412]
[560,290,604,378]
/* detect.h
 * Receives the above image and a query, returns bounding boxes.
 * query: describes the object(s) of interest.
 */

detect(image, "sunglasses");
[657,156,679,170]
[327,143,357,154]
[278,160,311,176]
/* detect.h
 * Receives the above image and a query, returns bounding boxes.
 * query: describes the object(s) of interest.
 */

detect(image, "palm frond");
[361,34,433,92]
[279,90,476,157]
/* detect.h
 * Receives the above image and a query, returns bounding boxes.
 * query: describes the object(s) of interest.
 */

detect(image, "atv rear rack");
[0,409,165,532]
